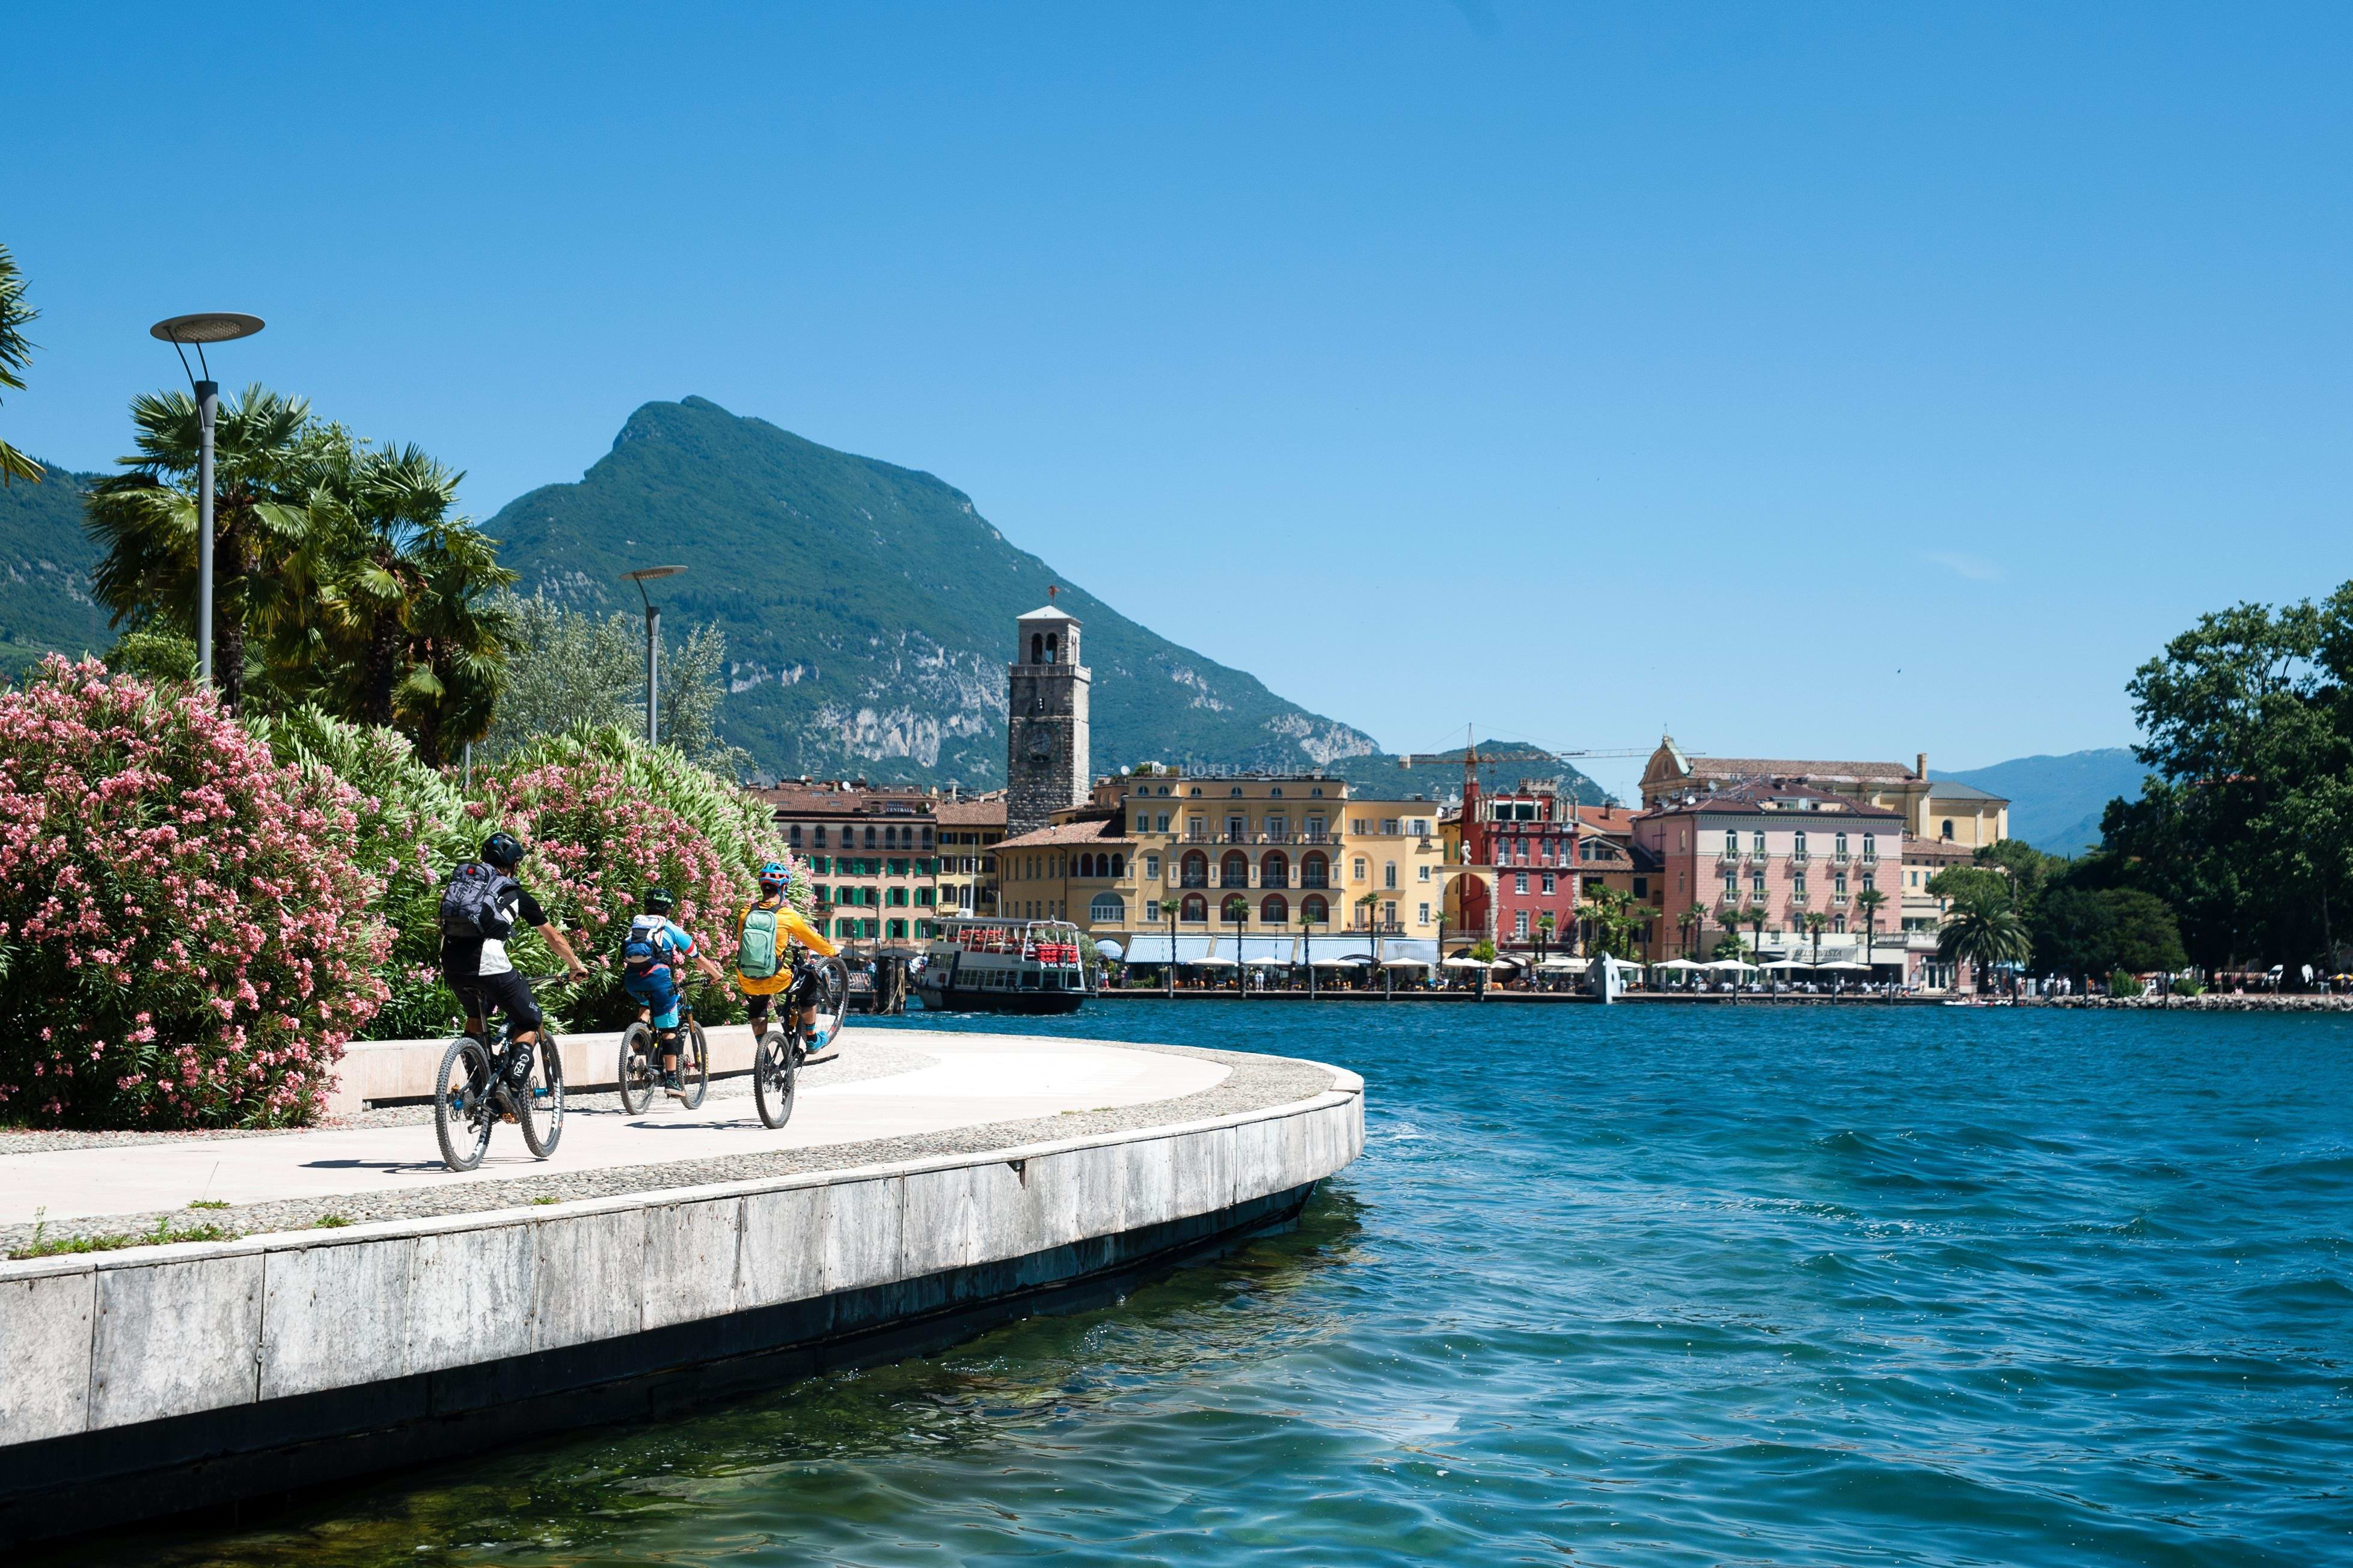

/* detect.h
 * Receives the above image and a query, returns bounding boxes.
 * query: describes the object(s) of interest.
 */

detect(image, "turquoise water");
[92,1005,2353,1566]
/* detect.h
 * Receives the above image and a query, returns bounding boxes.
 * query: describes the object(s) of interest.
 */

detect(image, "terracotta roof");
[1568,805,1636,834]
[759,785,932,816]
[1662,757,1918,784]
[1640,777,1903,820]
[934,796,1008,827]
[996,814,1133,851]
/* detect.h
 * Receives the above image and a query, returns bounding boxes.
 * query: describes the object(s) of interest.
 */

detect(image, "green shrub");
[2107,969,2146,998]
[249,707,476,1039]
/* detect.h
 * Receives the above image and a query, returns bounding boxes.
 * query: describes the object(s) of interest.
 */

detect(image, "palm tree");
[87,385,324,712]
[1803,910,1829,965]
[1938,888,2030,994]
[1677,901,1703,958]
[1158,897,1181,995]
[0,243,43,487]
[1748,904,1770,970]
[1534,911,1556,966]
[1855,886,1888,985]
[1298,905,1319,999]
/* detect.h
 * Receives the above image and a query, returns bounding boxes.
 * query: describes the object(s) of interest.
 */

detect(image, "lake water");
[86,1004,2353,1566]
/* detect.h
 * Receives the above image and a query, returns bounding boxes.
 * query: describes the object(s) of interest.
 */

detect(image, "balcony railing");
[1789,850,1810,864]
[1179,873,1208,888]
[1300,873,1329,889]
[1300,829,1333,844]
[1831,851,1850,864]
[1262,870,1290,888]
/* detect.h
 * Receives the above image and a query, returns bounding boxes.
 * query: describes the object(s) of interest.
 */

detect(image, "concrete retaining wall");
[0,1072,1361,1545]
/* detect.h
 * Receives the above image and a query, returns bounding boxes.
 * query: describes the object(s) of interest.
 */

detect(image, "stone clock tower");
[1006,596,1091,838]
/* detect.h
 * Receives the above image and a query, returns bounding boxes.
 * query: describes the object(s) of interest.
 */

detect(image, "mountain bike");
[434,986,566,1172]
[619,987,709,1112]
[753,952,849,1129]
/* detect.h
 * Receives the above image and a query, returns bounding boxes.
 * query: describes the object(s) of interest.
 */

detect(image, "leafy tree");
[0,242,41,487]
[2102,587,2353,971]
[2104,888,2187,972]
[1803,909,1829,963]
[486,596,744,775]
[2029,885,2116,982]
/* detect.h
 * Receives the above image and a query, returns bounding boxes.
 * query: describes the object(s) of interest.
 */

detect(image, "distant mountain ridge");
[1939,747,2146,855]
[0,462,111,672]
[485,397,1385,787]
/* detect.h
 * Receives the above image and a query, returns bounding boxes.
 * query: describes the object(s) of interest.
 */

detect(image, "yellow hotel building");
[991,770,1449,966]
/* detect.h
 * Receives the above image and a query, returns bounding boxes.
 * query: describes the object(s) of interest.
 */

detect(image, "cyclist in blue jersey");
[621,887,727,1096]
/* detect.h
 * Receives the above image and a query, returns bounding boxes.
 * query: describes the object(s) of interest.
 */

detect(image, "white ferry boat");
[914,917,1092,1015]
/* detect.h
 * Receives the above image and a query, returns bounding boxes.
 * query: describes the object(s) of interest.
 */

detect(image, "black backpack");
[439,861,518,939]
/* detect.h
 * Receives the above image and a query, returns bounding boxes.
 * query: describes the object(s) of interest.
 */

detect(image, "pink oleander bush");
[0,658,390,1128]
[476,725,804,1027]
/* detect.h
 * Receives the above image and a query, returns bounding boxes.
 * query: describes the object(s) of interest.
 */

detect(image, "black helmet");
[481,831,527,869]
[643,886,676,915]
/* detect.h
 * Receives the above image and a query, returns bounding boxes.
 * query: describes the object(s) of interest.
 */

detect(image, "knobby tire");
[518,1033,565,1158]
[435,1036,495,1173]
[618,1022,655,1114]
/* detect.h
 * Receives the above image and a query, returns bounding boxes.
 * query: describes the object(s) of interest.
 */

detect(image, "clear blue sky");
[11,4,2348,799]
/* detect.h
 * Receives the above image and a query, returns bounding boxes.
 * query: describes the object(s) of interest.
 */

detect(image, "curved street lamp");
[620,565,686,745]
[150,313,265,689]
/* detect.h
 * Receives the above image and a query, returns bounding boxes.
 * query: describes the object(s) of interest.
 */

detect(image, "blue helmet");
[758,859,791,889]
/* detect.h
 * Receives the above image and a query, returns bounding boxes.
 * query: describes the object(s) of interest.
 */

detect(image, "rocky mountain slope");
[484,397,1385,788]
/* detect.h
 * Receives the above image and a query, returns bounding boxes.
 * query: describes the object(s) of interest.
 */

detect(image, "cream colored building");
[994,770,1446,968]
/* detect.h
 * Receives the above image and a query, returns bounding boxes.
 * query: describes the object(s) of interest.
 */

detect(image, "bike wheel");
[810,956,850,1035]
[518,1033,566,1158]
[681,1020,709,1109]
[434,1036,495,1173]
[753,1025,796,1129]
[618,1022,655,1114]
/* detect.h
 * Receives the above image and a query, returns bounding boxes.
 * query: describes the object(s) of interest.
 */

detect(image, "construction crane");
[1396,727,1651,804]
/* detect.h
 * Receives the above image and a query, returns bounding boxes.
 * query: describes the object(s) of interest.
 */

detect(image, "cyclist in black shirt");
[442,832,589,1096]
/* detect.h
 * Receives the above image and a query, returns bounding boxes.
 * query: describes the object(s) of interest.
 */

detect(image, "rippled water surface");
[91,1005,2353,1566]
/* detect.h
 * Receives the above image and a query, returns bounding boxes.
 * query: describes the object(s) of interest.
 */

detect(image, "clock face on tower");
[1025,729,1055,761]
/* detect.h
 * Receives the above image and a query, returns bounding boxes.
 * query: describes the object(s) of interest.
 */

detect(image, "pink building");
[1633,777,1907,972]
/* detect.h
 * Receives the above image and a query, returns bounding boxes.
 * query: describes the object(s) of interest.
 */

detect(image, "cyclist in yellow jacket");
[736,861,840,1052]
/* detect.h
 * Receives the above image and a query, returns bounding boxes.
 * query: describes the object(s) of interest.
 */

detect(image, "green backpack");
[738,904,782,980]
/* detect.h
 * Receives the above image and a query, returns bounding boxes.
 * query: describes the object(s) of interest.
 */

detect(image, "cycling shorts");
[621,967,683,1031]
[447,968,542,1033]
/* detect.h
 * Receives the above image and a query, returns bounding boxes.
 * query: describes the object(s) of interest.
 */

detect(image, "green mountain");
[0,462,112,673]
[483,397,1384,787]
[1939,747,2147,856]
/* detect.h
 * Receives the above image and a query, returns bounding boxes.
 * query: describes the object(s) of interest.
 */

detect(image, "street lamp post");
[149,313,264,689]
[620,566,687,746]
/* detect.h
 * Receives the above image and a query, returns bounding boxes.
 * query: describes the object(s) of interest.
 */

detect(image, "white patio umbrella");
[1816,959,1872,971]
[1440,956,1493,969]
[1189,954,1238,967]
[1652,957,1705,971]
[1704,957,1757,971]
[1760,959,1813,971]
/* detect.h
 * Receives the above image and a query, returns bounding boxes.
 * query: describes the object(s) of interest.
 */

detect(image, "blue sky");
[10,3,2348,799]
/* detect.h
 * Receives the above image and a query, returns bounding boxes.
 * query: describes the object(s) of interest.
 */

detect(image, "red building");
[1454,779,1660,954]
